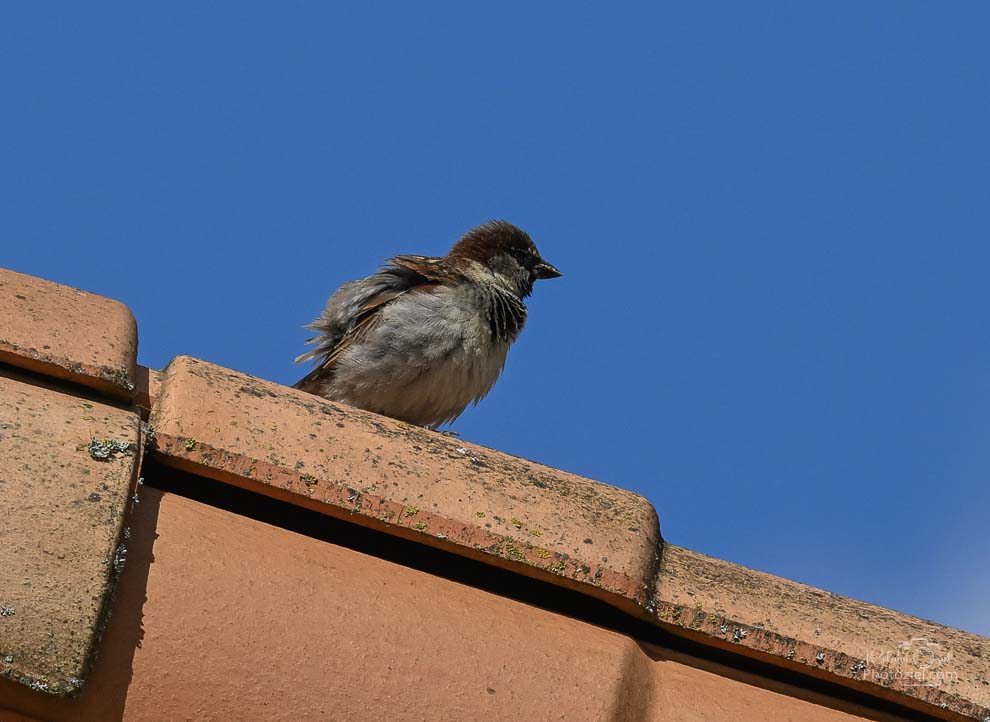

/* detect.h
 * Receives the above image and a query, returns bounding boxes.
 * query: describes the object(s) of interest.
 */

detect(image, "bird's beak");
[534,259,562,279]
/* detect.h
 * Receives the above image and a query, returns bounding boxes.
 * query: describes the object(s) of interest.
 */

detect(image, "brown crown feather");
[447,220,536,265]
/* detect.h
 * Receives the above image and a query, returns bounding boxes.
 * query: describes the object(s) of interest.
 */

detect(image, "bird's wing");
[387,254,451,279]
[292,256,447,393]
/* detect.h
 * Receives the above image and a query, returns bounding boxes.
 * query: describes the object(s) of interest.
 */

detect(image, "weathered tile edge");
[147,355,663,612]
[0,267,138,402]
[0,346,135,403]
[148,434,659,618]
[651,546,990,721]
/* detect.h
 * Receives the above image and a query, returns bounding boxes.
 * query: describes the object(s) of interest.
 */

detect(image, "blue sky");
[3,4,988,636]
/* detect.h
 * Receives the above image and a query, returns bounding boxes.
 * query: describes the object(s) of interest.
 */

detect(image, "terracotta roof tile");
[148,355,662,612]
[653,546,990,720]
[0,370,142,696]
[0,268,137,402]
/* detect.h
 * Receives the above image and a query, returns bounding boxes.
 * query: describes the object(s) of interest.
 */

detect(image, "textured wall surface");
[1,486,894,722]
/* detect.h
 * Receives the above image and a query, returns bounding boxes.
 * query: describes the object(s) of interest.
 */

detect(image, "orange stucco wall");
[2,479,895,722]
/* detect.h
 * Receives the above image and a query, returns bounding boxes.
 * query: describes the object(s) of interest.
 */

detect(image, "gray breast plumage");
[304,278,527,428]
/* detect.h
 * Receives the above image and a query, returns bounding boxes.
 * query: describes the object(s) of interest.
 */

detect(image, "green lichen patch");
[501,538,524,560]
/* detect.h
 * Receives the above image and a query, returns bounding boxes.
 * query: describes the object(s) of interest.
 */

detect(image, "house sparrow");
[294,220,561,429]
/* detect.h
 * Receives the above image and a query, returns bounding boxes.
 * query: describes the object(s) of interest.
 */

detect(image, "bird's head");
[448,220,561,297]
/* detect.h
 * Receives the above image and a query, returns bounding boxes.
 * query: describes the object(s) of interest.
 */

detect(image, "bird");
[293,220,561,429]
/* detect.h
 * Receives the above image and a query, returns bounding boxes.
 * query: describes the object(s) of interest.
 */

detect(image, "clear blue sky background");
[3,5,988,636]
